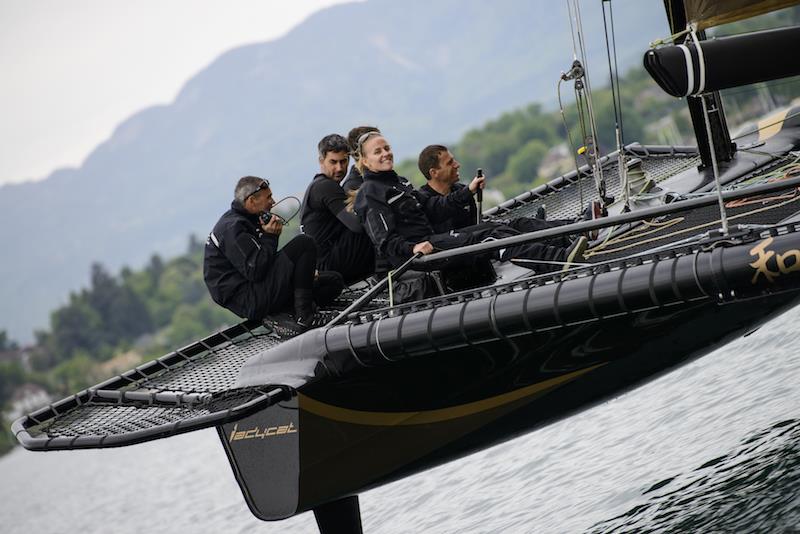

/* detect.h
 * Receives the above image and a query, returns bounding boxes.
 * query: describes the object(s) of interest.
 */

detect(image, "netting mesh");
[141,333,281,393]
[488,152,702,222]
[21,287,378,443]
[27,389,263,439]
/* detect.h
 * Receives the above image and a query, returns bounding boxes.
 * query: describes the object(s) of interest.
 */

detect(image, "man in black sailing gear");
[354,133,588,273]
[300,134,376,284]
[416,144,585,248]
[204,176,333,330]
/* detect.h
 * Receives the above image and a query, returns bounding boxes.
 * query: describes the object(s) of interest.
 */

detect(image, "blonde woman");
[353,132,587,272]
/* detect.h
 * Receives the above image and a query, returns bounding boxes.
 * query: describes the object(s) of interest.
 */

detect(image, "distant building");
[538,143,574,181]
[0,349,22,364]
[0,346,33,371]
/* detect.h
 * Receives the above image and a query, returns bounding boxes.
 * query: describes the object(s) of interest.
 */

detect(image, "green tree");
[48,294,104,360]
[0,361,25,406]
[0,418,13,455]
[506,139,549,185]
[0,330,18,351]
[50,353,97,395]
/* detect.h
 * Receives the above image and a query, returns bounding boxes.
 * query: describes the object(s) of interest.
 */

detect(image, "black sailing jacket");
[354,169,482,268]
[203,201,279,314]
[417,182,477,234]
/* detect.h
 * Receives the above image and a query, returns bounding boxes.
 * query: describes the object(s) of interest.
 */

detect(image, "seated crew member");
[415,144,585,249]
[341,125,380,195]
[353,132,588,272]
[300,134,376,284]
[204,176,328,329]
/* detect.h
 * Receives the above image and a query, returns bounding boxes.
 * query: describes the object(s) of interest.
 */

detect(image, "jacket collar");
[363,169,400,184]
[231,200,260,222]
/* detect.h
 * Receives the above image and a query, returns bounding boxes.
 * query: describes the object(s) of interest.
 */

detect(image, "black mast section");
[663,0,736,169]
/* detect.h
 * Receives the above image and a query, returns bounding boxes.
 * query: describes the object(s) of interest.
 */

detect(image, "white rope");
[678,44,695,97]
[689,27,707,95]
[700,95,730,235]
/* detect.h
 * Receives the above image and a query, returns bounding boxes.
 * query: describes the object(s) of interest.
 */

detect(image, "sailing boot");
[294,288,325,330]
[314,271,345,306]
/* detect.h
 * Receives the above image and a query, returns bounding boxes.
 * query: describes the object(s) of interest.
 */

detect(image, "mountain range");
[0,0,668,342]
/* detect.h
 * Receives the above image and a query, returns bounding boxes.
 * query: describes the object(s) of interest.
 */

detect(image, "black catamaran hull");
[220,230,800,519]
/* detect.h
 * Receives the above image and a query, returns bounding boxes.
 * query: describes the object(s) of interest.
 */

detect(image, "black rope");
[601,0,625,148]
[609,1,625,145]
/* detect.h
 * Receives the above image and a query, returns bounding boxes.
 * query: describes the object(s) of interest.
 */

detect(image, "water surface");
[2,307,799,533]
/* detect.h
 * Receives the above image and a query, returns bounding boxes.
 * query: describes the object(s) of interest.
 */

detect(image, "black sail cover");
[684,0,800,29]
[644,26,800,98]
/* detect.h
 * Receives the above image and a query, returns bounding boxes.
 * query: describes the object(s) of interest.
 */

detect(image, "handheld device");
[260,211,288,226]
[476,168,484,224]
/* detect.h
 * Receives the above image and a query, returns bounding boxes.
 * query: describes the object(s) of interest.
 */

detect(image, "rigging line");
[566,0,579,60]
[687,26,728,235]
[609,1,625,145]
[590,194,800,256]
[602,0,628,205]
[573,0,605,199]
[587,217,685,256]
[558,77,585,207]
[601,2,622,137]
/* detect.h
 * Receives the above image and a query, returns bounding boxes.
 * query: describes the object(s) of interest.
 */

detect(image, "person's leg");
[505,217,573,248]
[280,235,318,324]
[503,236,588,272]
[314,271,345,306]
[468,223,575,272]
[322,232,376,284]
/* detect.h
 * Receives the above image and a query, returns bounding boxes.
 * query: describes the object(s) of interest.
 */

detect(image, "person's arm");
[357,184,416,264]
[218,219,279,282]
[318,179,364,233]
[417,183,476,226]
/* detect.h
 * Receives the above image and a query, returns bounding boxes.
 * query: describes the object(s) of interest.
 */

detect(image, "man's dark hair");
[318,134,349,158]
[347,125,380,156]
[234,175,269,204]
[418,144,449,180]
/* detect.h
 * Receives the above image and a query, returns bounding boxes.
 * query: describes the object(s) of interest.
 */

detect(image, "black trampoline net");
[486,151,702,222]
[141,332,281,393]
[26,388,264,440]
[19,284,382,446]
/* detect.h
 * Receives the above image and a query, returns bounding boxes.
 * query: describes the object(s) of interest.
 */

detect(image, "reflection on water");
[592,419,800,533]
[2,307,800,533]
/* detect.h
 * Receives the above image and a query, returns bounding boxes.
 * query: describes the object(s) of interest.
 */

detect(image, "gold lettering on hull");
[228,422,297,443]
[750,237,800,284]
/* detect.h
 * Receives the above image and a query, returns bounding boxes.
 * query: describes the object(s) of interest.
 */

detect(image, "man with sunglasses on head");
[204,176,332,331]
[300,134,375,284]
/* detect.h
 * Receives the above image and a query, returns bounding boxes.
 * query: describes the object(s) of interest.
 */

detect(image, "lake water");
[2,306,799,533]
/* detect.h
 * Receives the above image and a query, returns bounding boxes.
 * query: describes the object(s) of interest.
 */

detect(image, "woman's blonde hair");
[344,189,358,213]
[355,131,384,174]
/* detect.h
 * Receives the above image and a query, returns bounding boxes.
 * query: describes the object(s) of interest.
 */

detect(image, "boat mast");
[663,0,736,170]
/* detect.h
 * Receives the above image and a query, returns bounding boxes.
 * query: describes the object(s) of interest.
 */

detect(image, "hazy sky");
[0,0,355,186]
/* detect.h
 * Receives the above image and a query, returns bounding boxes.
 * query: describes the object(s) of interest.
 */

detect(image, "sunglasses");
[246,180,270,200]
[356,131,382,156]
